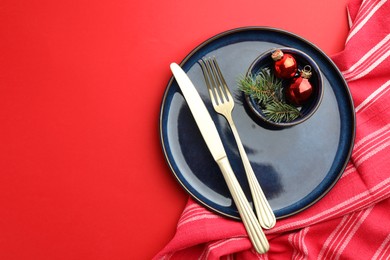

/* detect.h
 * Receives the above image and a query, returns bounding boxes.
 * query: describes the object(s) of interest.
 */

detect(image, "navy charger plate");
[160,27,355,219]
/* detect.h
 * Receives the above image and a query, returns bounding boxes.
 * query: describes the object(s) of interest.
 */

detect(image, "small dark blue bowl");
[244,47,323,129]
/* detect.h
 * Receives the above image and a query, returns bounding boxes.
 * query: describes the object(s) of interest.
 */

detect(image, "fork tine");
[199,59,218,107]
[207,57,228,104]
[211,57,233,102]
[205,58,222,104]
[203,58,223,105]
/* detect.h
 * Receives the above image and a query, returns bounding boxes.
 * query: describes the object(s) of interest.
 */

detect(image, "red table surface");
[0,0,349,259]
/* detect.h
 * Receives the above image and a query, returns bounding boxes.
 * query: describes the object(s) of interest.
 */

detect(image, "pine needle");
[238,67,301,123]
[238,68,282,104]
[263,101,300,123]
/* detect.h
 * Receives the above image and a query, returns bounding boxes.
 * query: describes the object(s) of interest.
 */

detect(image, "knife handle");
[216,157,269,254]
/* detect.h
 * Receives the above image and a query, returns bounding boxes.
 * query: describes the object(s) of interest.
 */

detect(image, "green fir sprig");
[263,101,300,123]
[238,68,300,123]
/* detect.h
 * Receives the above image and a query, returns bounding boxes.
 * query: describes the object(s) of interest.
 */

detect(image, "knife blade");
[170,62,269,254]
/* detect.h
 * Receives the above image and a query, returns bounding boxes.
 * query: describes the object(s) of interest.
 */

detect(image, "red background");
[0,0,349,259]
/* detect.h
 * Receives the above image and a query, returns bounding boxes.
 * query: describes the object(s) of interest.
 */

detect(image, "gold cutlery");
[199,57,276,229]
[170,62,269,254]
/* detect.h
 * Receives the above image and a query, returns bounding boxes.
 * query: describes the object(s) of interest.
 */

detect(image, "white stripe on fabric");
[342,34,390,78]
[348,48,390,81]
[340,164,356,179]
[178,213,221,228]
[333,206,373,259]
[318,215,350,260]
[288,232,298,259]
[347,5,353,29]
[178,203,223,227]
[355,139,390,167]
[181,203,204,216]
[179,205,208,223]
[343,34,390,74]
[268,177,390,233]
[289,227,309,260]
[372,234,390,259]
[346,0,387,43]
[318,206,373,260]
[326,211,364,259]
[199,237,246,260]
[354,124,390,149]
[353,0,381,27]
[355,80,390,113]
[353,127,390,159]
[298,228,309,260]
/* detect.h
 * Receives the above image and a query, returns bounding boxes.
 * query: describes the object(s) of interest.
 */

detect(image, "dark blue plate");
[160,27,355,219]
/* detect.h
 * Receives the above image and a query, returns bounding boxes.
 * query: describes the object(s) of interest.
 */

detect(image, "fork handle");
[216,157,269,254]
[227,117,276,229]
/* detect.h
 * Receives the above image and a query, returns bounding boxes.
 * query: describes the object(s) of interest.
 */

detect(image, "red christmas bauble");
[286,67,313,106]
[271,49,298,79]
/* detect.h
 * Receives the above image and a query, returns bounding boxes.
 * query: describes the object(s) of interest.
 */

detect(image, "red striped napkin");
[155,0,390,258]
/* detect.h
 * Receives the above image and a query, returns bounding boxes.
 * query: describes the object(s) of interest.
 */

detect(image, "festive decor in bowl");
[239,48,323,128]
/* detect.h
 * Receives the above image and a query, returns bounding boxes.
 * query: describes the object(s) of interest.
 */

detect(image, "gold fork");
[199,57,276,229]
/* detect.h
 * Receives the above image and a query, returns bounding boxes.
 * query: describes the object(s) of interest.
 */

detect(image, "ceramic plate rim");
[159,26,356,219]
